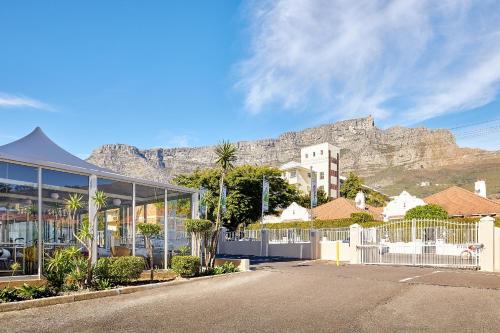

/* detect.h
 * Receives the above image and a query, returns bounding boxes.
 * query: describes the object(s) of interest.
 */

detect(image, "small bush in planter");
[209,262,239,275]
[171,255,200,278]
[16,284,54,300]
[0,287,22,303]
[94,256,145,286]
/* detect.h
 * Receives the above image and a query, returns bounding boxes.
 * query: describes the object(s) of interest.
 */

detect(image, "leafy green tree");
[185,219,213,269]
[137,223,162,281]
[174,165,300,230]
[340,172,363,199]
[405,204,448,220]
[340,172,387,207]
[296,187,329,208]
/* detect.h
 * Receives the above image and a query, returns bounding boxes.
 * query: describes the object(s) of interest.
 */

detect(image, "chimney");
[474,180,486,198]
[355,191,366,209]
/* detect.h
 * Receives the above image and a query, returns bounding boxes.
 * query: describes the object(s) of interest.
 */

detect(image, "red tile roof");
[313,197,382,220]
[424,186,500,217]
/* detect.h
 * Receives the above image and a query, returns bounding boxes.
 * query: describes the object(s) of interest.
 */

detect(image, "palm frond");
[214,141,237,172]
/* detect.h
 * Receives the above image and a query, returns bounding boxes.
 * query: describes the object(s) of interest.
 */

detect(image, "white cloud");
[155,130,198,148]
[237,0,500,124]
[0,92,54,111]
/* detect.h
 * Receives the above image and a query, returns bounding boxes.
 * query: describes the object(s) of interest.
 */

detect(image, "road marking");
[399,271,440,283]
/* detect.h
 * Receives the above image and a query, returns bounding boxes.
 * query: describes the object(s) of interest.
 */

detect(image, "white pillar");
[261,229,269,257]
[89,175,98,264]
[191,191,199,219]
[349,224,361,264]
[132,183,136,256]
[37,167,43,278]
[218,227,227,255]
[479,216,495,272]
[164,188,169,268]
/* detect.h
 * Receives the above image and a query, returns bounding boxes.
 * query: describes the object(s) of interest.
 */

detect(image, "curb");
[0,271,246,313]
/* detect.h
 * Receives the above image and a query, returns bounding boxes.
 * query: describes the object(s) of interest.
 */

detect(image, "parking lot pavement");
[2,261,500,333]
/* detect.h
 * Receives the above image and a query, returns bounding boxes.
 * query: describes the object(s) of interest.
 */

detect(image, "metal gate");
[359,219,480,268]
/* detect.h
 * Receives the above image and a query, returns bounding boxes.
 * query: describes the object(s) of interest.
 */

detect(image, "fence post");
[310,229,319,260]
[260,229,269,257]
[349,224,361,264]
[218,227,227,255]
[479,216,495,272]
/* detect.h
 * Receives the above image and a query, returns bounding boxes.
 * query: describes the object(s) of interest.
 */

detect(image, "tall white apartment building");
[280,142,340,199]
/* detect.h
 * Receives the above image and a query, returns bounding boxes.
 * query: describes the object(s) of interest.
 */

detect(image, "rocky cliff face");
[87,116,498,187]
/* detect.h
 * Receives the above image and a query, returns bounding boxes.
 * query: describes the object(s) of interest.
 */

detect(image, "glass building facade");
[0,128,197,278]
[0,161,196,278]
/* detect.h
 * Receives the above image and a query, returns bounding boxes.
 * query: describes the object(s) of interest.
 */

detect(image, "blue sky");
[1,1,499,157]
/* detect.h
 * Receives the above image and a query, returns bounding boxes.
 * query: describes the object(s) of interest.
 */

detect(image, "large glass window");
[97,178,133,258]
[42,169,89,260]
[135,185,165,269]
[167,192,192,258]
[0,162,39,276]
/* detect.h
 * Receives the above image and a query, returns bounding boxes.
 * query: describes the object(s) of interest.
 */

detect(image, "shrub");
[185,219,213,234]
[93,256,145,286]
[171,255,200,278]
[209,262,239,275]
[246,218,384,230]
[16,284,54,300]
[350,212,374,223]
[405,204,448,220]
[44,247,86,290]
[0,287,21,303]
[178,245,191,256]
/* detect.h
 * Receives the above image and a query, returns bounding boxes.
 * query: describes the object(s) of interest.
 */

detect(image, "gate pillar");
[349,224,361,264]
[479,216,495,272]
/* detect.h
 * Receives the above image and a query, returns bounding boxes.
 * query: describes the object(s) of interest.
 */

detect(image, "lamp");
[112,198,122,206]
[50,193,59,200]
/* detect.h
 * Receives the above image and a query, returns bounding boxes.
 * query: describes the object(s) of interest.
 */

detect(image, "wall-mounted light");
[50,193,59,200]
[112,199,122,206]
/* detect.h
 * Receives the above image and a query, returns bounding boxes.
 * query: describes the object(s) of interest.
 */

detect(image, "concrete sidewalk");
[1,261,499,332]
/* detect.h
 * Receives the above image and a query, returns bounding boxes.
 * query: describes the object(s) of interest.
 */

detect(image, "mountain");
[87,116,500,198]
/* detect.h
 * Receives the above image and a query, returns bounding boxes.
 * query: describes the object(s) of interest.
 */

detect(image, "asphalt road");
[2,261,500,332]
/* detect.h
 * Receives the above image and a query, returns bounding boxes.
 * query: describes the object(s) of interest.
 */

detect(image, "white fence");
[359,219,481,268]
[268,229,310,244]
[217,217,499,272]
[318,228,350,242]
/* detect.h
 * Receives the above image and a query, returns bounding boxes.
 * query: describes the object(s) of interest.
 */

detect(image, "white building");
[263,202,311,223]
[382,191,426,221]
[280,142,341,199]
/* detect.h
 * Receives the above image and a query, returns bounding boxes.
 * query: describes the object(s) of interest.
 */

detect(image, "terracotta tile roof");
[313,197,382,220]
[424,186,500,217]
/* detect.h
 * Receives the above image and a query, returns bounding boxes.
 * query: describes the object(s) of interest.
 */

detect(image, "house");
[263,202,311,223]
[424,185,500,217]
[280,142,340,199]
[382,191,426,221]
[313,194,382,220]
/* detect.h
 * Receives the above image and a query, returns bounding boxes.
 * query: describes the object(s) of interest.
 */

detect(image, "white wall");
[319,241,350,261]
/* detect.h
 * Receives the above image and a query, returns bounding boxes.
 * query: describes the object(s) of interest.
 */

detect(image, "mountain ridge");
[87,116,500,197]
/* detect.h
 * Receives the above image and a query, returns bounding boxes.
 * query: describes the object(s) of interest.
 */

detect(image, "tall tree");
[340,172,363,199]
[340,172,388,207]
[209,141,237,266]
[174,165,300,229]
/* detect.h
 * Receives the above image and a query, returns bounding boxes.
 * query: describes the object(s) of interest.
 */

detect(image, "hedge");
[246,217,500,229]
[171,255,200,278]
[93,256,145,286]
[246,218,384,230]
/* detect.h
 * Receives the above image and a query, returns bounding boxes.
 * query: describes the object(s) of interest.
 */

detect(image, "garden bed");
[0,270,244,313]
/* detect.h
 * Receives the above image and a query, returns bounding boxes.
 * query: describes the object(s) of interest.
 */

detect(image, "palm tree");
[74,190,107,287]
[65,194,84,223]
[208,141,237,266]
